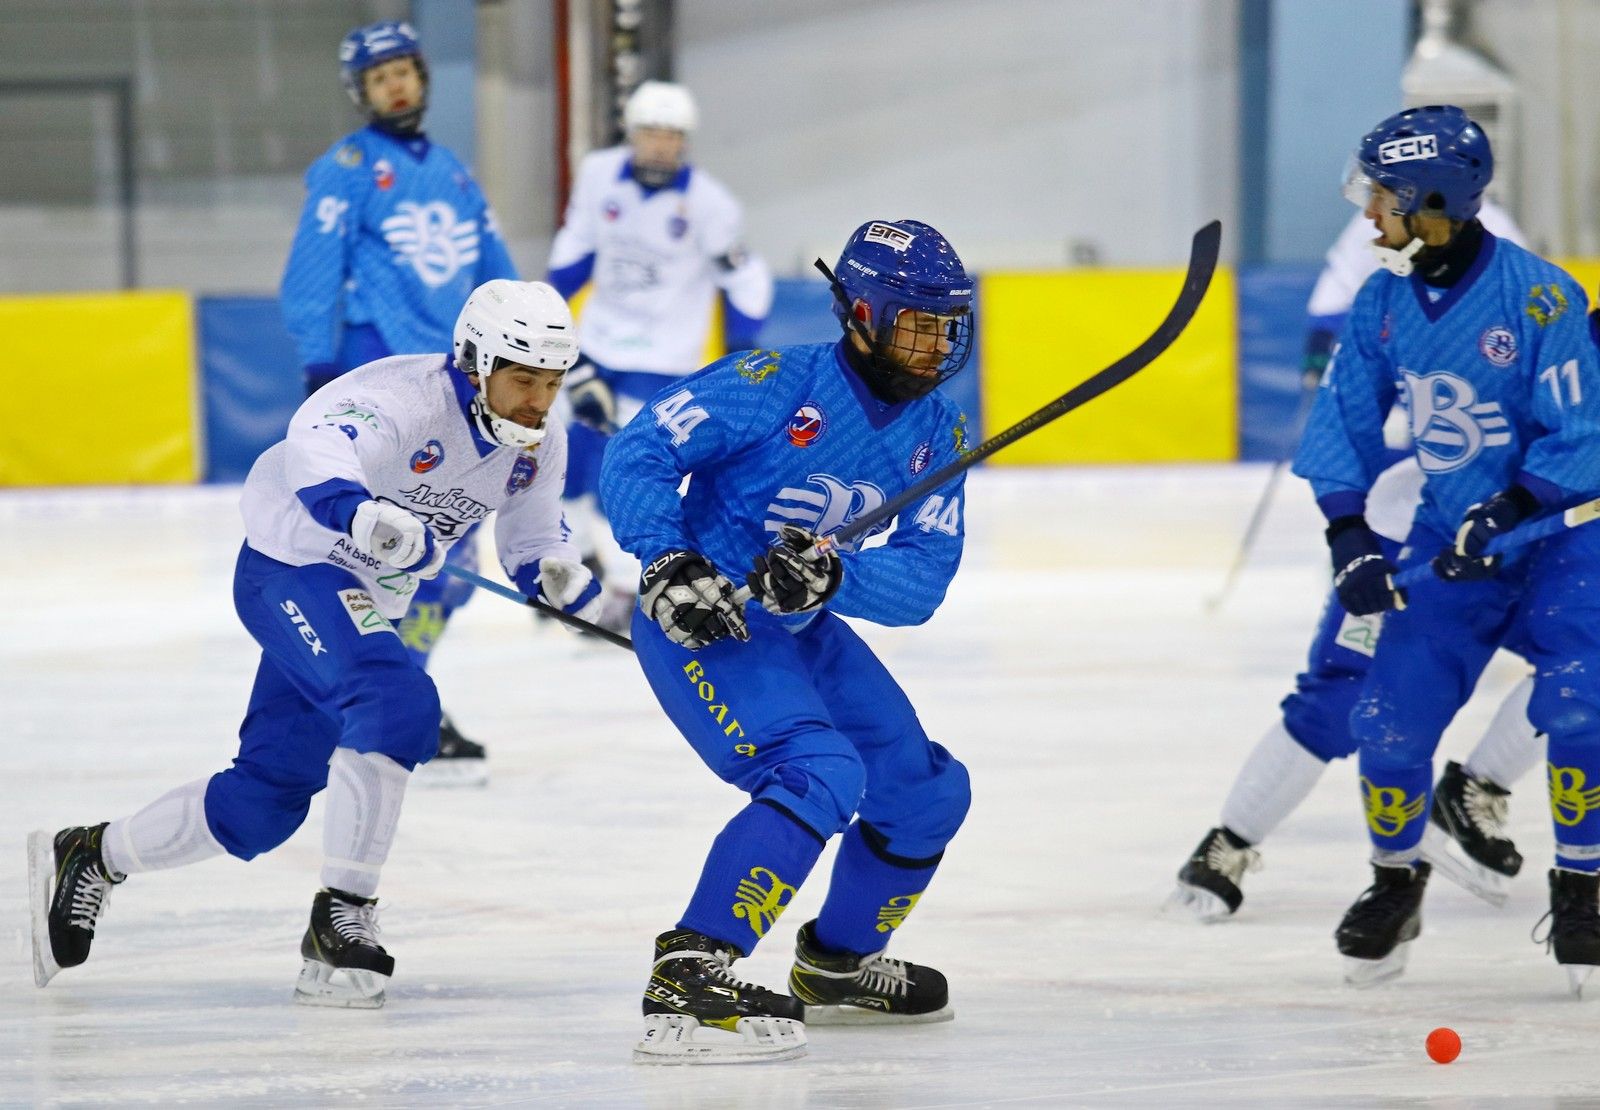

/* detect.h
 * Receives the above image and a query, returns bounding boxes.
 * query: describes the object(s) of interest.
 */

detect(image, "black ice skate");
[634,928,807,1064]
[414,711,488,788]
[1421,760,1522,906]
[1335,860,1431,988]
[294,888,394,1009]
[1533,868,1600,998]
[788,919,952,1025]
[28,823,125,988]
[1167,826,1262,922]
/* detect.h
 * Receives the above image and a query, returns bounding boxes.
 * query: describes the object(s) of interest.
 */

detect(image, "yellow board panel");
[979,266,1237,464]
[0,291,197,486]
[1554,258,1600,310]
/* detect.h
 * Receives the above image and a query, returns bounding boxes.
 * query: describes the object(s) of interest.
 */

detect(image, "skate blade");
[1343,942,1411,989]
[1163,883,1235,924]
[293,958,388,1009]
[632,1014,807,1064]
[27,830,63,988]
[410,759,488,789]
[1420,823,1510,907]
[1564,964,1599,999]
[802,1004,953,1026]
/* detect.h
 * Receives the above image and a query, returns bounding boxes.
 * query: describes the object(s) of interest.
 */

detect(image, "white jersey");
[1365,456,1424,543]
[548,146,773,374]
[241,354,576,619]
[1306,199,1528,318]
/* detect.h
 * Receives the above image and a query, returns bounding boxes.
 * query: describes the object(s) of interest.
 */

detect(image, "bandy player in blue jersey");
[1293,106,1600,991]
[280,20,522,781]
[601,219,974,1063]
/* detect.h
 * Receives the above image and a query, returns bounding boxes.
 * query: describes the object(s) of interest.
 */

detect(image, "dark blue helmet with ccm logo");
[1346,105,1493,222]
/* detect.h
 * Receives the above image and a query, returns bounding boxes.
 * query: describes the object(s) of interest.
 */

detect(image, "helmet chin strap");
[471,388,544,448]
[1369,235,1425,277]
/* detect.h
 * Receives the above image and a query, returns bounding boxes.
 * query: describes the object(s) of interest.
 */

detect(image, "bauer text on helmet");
[453,281,579,448]
[829,220,975,403]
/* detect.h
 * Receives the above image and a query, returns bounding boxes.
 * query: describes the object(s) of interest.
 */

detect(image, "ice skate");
[294,888,394,1008]
[634,928,807,1064]
[1166,826,1261,922]
[412,712,487,788]
[1421,760,1520,906]
[1335,861,1430,988]
[788,919,952,1025]
[1533,868,1600,998]
[28,823,124,988]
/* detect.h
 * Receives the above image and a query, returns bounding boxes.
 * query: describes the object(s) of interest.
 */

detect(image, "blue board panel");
[1235,263,1320,461]
[197,297,301,483]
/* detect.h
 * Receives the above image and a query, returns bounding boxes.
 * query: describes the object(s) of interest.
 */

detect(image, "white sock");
[1218,720,1329,845]
[1463,675,1540,790]
[321,748,410,898]
[102,778,225,876]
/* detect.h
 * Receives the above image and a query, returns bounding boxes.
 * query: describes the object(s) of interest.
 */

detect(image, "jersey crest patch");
[506,452,539,495]
[409,439,444,473]
[668,213,688,239]
[736,349,782,384]
[1527,284,1569,327]
[603,199,622,221]
[373,158,395,191]
[334,144,363,168]
[952,413,970,456]
[764,474,888,551]
[909,441,931,475]
[787,403,827,447]
[1478,326,1518,367]
[338,588,396,636]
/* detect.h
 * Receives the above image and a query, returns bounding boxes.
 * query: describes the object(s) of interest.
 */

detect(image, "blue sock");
[1548,743,1600,873]
[678,801,825,956]
[814,821,941,955]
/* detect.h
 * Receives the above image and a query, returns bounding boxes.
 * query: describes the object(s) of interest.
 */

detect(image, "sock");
[678,801,825,956]
[1218,720,1329,845]
[1547,742,1600,874]
[813,821,940,956]
[1463,675,1540,790]
[1358,755,1432,865]
[103,778,225,876]
[321,748,410,898]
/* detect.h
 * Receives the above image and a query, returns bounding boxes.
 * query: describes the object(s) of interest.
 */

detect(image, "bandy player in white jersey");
[546,80,774,627]
[28,281,601,1008]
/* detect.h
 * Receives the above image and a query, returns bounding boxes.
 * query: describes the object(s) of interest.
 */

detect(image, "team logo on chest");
[373,158,395,191]
[909,441,931,475]
[409,439,444,473]
[787,402,827,447]
[668,212,688,239]
[506,452,539,495]
[765,473,888,551]
[1400,369,1512,473]
[603,199,622,221]
[1478,325,1518,367]
[380,201,481,287]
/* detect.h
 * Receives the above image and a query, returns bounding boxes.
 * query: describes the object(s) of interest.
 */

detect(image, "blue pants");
[1354,520,1600,867]
[203,545,441,860]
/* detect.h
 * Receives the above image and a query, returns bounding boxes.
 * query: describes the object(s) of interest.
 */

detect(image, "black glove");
[564,361,617,434]
[1326,515,1406,615]
[639,550,750,649]
[1432,485,1539,582]
[747,525,843,615]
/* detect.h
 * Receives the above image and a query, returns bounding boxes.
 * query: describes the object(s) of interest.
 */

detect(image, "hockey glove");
[639,550,750,650]
[1432,486,1539,582]
[564,361,617,435]
[746,525,843,615]
[530,557,604,625]
[1326,515,1405,616]
[350,500,445,577]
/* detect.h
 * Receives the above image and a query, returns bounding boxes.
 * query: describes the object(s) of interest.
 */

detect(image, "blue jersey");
[1294,233,1600,537]
[280,126,518,368]
[600,342,969,628]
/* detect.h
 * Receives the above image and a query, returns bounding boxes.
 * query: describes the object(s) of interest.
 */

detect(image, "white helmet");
[452,280,579,448]
[623,80,697,134]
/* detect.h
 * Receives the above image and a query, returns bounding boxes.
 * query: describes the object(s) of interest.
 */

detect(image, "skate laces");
[1461,777,1510,836]
[1203,833,1262,883]
[68,870,115,932]
[852,953,912,997]
[329,899,383,948]
[660,943,768,995]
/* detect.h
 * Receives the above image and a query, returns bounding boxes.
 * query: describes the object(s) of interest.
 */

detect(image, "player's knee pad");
[753,749,867,842]
[340,662,441,769]
[886,745,971,855]
[1349,700,1435,773]
[1280,673,1364,762]
[203,762,319,860]
[1530,686,1600,747]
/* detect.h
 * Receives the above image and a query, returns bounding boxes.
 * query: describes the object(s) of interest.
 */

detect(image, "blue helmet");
[338,21,428,129]
[828,219,975,402]
[1347,105,1493,222]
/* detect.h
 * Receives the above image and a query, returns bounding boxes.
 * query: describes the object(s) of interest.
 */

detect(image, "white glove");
[537,557,603,624]
[350,500,444,577]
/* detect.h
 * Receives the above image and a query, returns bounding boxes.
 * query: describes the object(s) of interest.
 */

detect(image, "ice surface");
[4,467,1593,1107]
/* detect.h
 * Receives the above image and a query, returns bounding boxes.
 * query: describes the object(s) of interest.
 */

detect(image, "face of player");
[479,364,566,432]
[887,309,958,377]
[1365,183,1454,249]
[630,127,686,177]
[362,57,423,117]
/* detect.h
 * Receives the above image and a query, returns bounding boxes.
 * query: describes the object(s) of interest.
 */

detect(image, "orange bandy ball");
[1426,1027,1462,1064]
